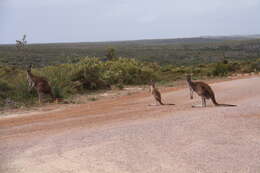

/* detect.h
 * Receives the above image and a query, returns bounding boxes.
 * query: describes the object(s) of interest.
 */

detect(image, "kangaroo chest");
[27,73,36,86]
[150,86,154,93]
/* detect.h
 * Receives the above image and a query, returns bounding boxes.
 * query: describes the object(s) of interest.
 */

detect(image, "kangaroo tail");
[211,94,219,106]
[215,104,237,107]
[158,99,164,105]
[211,95,236,107]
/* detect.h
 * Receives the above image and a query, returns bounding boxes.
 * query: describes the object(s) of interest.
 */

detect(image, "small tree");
[16,34,27,51]
[105,48,116,61]
[16,34,28,65]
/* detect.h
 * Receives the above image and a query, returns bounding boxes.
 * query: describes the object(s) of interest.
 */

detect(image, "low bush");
[211,63,229,76]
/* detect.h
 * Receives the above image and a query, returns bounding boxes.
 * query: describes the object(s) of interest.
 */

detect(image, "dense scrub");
[0,57,259,108]
[1,38,260,67]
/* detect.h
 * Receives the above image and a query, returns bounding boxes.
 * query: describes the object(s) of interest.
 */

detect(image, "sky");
[1,0,260,44]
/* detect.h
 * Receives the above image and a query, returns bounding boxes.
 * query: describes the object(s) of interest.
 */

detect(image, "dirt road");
[1,77,260,173]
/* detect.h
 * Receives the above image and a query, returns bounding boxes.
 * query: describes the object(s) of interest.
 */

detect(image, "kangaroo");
[26,65,55,104]
[186,74,236,107]
[149,81,164,106]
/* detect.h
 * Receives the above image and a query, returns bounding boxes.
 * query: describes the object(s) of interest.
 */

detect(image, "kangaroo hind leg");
[192,97,206,108]
[202,97,206,107]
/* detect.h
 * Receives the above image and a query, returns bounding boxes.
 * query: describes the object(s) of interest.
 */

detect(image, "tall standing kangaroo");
[26,65,55,104]
[150,81,164,106]
[186,75,236,107]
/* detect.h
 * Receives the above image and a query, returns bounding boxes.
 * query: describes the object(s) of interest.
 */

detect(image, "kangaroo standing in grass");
[150,81,164,106]
[186,74,236,107]
[26,65,55,104]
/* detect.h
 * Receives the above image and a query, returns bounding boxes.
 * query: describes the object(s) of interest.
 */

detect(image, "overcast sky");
[1,0,260,44]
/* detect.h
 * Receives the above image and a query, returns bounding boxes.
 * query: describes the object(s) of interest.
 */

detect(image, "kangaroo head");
[186,74,192,81]
[150,80,155,87]
[26,64,32,73]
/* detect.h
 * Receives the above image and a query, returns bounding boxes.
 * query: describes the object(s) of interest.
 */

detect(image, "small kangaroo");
[26,65,55,104]
[150,81,164,106]
[186,74,236,107]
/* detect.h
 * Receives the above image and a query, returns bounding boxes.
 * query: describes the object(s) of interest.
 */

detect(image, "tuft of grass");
[115,83,124,90]
[88,97,98,102]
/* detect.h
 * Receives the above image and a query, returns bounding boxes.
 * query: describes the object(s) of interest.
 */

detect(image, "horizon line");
[1,34,260,46]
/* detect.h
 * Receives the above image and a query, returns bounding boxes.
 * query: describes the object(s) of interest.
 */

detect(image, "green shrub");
[102,58,158,84]
[0,80,12,104]
[115,83,124,90]
[248,60,260,72]
[37,64,77,98]
[0,80,11,93]
[211,63,229,76]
